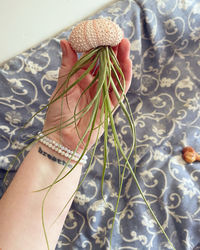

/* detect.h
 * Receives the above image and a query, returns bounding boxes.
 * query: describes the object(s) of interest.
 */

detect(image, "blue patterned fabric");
[0,0,200,249]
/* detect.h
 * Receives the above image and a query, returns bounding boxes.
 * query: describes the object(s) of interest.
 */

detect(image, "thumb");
[54,40,78,93]
[60,40,77,72]
[51,40,78,99]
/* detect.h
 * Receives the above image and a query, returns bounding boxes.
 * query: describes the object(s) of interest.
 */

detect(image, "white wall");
[0,0,116,64]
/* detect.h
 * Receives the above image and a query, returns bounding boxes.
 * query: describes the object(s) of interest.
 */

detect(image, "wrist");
[37,132,88,166]
[42,128,86,154]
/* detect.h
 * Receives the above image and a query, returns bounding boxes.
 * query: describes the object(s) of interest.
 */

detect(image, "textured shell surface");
[68,18,123,52]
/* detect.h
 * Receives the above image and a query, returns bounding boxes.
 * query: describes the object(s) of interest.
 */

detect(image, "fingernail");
[60,40,67,56]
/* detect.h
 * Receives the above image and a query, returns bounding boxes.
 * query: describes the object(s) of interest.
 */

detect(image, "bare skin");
[0,39,132,250]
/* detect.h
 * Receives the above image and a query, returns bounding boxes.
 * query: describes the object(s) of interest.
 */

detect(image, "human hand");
[43,38,132,154]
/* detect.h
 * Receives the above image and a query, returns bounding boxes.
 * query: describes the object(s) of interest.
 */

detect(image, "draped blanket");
[0,0,200,249]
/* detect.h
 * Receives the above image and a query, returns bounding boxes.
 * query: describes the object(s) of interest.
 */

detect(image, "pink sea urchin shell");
[68,18,123,52]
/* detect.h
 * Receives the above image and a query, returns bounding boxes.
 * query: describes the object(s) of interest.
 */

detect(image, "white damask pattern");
[0,0,200,249]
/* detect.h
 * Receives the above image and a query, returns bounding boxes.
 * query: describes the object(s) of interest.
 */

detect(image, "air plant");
[6,18,175,249]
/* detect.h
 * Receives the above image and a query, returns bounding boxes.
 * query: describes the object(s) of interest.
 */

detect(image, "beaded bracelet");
[37,132,88,165]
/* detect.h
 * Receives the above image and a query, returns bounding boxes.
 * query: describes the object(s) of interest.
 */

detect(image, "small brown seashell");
[68,18,123,52]
[182,146,200,163]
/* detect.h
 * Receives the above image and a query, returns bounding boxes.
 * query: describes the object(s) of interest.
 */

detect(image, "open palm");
[43,39,132,154]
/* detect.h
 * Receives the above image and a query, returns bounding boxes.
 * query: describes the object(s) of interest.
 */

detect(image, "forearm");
[0,142,82,250]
